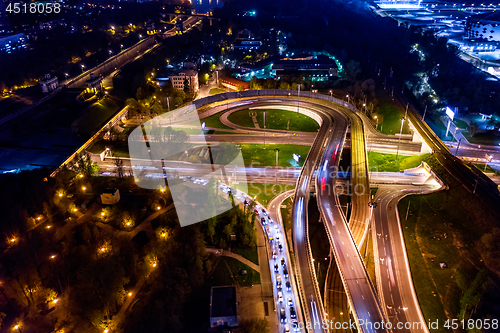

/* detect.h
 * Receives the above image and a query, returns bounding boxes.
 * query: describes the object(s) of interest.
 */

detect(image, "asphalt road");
[315,108,388,333]
[372,176,441,333]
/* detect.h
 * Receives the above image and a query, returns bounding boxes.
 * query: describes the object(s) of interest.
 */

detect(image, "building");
[168,69,199,92]
[0,33,27,53]
[210,286,237,328]
[234,29,261,51]
[466,12,500,42]
[101,188,120,205]
[39,74,58,93]
[146,19,157,35]
[183,53,204,70]
[273,54,340,81]
[219,76,249,91]
[233,40,262,51]
[85,73,103,94]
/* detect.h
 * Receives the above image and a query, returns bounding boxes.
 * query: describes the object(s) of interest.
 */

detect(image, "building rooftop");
[275,54,337,65]
[169,69,198,76]
[210,286,236,318]
[470,11,500,22]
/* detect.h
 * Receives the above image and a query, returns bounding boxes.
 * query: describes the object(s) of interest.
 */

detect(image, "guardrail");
[191,89,357,112]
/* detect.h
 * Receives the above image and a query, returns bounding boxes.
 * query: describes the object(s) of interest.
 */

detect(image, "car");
[290,306,296,319]
[284,325,290,333]
[281,257,285,266]
[253,208,259,213]
[244,200,249,206]
[283,266,288,278]
[261,217,267,225]
[278,243,283,252]
[287,297,293,306]
[261,209,268,216]
[276,235,280,243]
[286,281,291,291]
[278,291,283,303]
[272,250,277,259]
[280,307,286,322]
[275,224,280,233]
[274,263,279,273]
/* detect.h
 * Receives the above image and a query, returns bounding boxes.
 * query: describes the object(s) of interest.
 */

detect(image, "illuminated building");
[39,74,59,93]
[273,54,339,81]
[168,69,199,92]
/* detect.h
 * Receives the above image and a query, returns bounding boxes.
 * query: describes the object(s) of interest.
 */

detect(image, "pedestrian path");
[206,247,260,273]
[251,113,260,129]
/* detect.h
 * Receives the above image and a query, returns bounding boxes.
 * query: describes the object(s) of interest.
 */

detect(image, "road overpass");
[371,166,443,333]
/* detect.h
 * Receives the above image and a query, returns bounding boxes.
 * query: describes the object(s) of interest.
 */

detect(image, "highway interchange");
[103,91,499,332]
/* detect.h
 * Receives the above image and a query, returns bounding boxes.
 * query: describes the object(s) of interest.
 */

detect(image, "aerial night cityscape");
[1,0,500,332]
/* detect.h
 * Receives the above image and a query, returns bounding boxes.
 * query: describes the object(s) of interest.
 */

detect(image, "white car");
[284,325,290,333]
[287,297,293,306]
[278,291,283,303]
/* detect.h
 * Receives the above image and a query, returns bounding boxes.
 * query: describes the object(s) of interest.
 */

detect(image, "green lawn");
[252,109,320,132]
[367,152,430,172]
[239,143,311,168]
[308,200,330,295]
[170,127,205,135]
[209,88,227,95]
[280,197,293,233]
[227,109,258,128]
[196,113,232,130]
[396,154,500,330]
[233,183,295,206]
[374,103,411,135]
[231,245,259,266]
[363,225,377,291]
[398,195,460,332]
[473,163,498,174]
[223,257,261,286]
[453,119,469,130]
[463,132,500,146]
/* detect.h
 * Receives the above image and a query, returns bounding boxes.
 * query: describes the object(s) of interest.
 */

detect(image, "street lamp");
[81,64,85,73]
[274,148,280,182]
[396,117,405,161]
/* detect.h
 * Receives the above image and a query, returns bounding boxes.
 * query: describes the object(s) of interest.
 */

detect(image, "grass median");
[368,152,430,172]
[397,154,500,330]
[233,183,295,206]
[228,109,320,132]
[240,143,311,168]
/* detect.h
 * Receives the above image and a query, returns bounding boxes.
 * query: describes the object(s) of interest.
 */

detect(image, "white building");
[101,188,120,205]
[168,69,199,93]
[39,74,58,93]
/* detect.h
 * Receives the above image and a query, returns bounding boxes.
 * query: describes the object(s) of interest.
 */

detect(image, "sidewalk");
[206,248,260,273]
